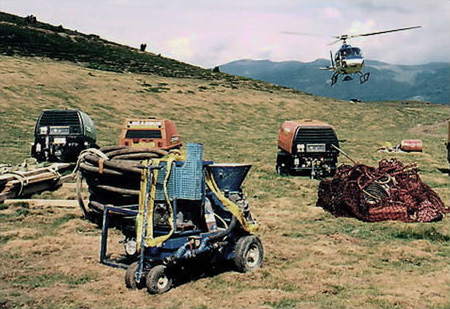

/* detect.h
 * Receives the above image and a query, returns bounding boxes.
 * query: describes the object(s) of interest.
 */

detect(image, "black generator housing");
[31,109,97,162]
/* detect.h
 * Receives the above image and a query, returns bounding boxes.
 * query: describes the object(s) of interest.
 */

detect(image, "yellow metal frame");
[136,151,258,249]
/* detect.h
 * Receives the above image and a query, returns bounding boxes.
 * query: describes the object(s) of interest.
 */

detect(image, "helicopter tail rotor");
[318,51,335,71]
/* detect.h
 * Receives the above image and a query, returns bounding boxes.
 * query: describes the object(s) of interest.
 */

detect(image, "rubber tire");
[146,265,172,294]
[233,235,264,273]
[125,262,145,289]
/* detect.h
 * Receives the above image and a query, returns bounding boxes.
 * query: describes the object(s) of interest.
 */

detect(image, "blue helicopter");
[285,26,421,86]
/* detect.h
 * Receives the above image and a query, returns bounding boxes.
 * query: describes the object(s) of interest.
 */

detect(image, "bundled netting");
[317,158,448,222]
[76,146,168,224]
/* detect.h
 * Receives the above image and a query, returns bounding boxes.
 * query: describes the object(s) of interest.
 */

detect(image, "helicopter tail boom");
[329,50,335,69]
[318,50,335,71]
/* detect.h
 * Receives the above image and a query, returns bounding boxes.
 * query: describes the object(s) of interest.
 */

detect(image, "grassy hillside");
[1,13,449,309]
[0,11,291,89]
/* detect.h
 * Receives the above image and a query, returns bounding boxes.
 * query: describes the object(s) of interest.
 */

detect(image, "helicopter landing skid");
[343,75,353,81]
[359,72,370,84]
[330,72,370,86]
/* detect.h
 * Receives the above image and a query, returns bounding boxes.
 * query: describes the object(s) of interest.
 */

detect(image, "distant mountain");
[219,59,450,104]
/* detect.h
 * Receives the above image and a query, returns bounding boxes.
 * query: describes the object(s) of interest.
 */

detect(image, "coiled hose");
[76,146,168,228]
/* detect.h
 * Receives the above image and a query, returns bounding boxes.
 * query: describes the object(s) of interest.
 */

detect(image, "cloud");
[1,0,448,66]
[165,37,195,60]
[347,20,376,36]
[353,0,410,14]
[321,7,342,19]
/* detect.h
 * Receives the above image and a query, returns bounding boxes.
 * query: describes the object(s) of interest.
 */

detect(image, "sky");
[1,0,449,68]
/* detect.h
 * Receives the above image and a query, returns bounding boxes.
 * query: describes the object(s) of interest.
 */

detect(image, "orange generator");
[276,119,339,177]
[119,117,182,150]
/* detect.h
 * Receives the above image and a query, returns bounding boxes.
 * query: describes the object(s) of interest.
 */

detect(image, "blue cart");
[100,143,263,294]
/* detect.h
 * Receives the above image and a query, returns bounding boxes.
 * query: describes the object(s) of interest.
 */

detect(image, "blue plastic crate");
[174,143,204,200]
[154,161,176,201]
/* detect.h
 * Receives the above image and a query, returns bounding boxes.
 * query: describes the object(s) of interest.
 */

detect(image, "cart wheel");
[146,265,172,294]
[233,235,264,272]
[125,262,145,289]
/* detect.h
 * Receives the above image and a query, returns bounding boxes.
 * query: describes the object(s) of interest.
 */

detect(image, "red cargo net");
[317,158,448,222]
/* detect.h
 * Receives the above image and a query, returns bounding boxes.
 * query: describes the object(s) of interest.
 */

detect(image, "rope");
[214,213,228,229]
[76,171,89,218]
[1,172,28,196]
[72,148,109,176]
[0,158,63,198]
[317,158,448,222]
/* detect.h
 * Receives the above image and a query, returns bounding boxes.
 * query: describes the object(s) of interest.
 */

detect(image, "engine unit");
[31,109,97,162]
[276,119,339,178]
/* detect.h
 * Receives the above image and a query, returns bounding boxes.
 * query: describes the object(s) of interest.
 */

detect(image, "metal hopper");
[207,163,252,192]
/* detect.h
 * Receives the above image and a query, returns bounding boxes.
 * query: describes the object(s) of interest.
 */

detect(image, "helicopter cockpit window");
[351,48,361,56]
[343,48,354,55]
[338,47,362,59]
[344,48,361,56]
[336,47,360,60]
[340,48,351,57]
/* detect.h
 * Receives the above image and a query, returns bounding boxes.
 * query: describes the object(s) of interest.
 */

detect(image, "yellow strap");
[136,152,186,248]
[136,160,160,249]
[136,164,145,250]
[144,154,176,247]
[137,152,258,249]
[205,169,259,233]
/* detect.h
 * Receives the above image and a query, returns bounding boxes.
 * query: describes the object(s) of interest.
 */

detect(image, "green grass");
[0,233,14,244]
[15,273,66,288]
[0,202,30,220]
[391,226,449,242]
[48,213,79,229]
[285,217,450,244]
[1,206,79,239]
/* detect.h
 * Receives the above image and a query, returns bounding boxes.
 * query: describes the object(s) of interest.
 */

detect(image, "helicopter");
[285,26,421,86]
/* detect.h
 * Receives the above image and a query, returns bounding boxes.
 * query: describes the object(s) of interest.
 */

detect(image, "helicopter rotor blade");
[328,38,342,46]
[285,26,421,45]
[346,26,421,39]
[283,31,343,45]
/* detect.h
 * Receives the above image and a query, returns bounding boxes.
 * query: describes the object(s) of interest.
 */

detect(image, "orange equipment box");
[119,117,182,150]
